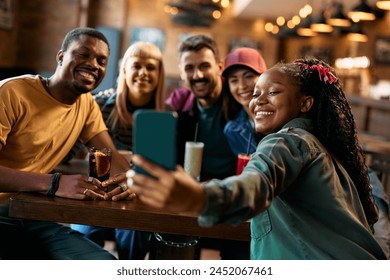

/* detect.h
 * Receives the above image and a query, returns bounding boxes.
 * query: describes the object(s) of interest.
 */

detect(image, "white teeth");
[79,71,94,79]
[256,111,273,116]
[239,92,251,98]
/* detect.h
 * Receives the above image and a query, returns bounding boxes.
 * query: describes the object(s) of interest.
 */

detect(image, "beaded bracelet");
[47,172,62,198]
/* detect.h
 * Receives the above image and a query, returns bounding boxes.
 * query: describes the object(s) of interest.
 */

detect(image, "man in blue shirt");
[166,35,248,259]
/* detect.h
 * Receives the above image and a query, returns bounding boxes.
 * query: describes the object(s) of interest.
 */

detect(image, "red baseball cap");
[222,47,267,78]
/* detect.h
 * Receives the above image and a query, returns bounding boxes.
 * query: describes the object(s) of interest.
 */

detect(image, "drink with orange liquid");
[89,147,112,181]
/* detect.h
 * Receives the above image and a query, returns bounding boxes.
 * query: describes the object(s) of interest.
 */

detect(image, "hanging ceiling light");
[311,10,334,33]
[327,3,351,27]
[346,22,368,42]
[376,0,390,10]
[347,0,376,21]
[276,25,298,38]
[164,0,227,27]
[297,15,317,37]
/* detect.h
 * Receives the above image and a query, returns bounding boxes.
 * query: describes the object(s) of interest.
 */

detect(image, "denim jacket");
[223,108,257,156]
[200,118,386,259]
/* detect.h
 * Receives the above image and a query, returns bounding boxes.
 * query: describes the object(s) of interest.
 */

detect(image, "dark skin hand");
[101,172,136,201]
[124,155,206,213]
[75,175,107,200]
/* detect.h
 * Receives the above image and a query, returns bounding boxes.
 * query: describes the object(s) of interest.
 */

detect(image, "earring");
[59,61,62,66]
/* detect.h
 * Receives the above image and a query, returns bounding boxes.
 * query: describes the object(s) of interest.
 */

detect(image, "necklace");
[45,77,49,87]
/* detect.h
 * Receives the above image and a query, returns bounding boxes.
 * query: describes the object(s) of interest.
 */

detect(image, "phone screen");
[133,110,177,177]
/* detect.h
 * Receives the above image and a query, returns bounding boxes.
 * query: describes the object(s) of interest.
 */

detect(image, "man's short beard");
[73,82,91,94]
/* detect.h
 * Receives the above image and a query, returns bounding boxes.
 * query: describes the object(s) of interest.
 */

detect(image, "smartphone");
[133,110,177,177]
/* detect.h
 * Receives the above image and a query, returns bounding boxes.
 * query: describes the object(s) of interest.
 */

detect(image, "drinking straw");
[246,132,253,155]
[194,122,199,142]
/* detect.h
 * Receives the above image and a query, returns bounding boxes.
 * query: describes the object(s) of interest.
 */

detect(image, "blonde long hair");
[108,41,166,128]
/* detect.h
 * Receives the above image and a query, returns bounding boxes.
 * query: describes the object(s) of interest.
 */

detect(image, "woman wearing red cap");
[222,47,267,156]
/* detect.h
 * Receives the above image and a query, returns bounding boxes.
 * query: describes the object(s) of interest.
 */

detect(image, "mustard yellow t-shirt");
[0,75,108,173]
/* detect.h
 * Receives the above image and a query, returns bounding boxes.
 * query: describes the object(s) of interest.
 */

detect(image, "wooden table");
[8,192,250,260]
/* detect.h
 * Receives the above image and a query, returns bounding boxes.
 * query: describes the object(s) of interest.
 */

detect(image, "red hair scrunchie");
[294,62,337,85]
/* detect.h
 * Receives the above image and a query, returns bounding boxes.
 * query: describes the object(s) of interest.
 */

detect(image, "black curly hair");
[61,27,110,52]
[278,57,378,231]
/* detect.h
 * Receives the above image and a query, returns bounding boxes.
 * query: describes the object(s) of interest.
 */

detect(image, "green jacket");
[200,118,386,259]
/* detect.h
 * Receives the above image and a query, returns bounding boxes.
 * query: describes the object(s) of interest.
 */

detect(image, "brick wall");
[0,0,274,78]
[1,0,390,84]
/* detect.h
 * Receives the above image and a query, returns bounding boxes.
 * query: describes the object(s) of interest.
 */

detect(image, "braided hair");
[279,57,378,230]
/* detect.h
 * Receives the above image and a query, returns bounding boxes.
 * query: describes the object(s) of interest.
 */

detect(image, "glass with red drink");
[236,153,251,175]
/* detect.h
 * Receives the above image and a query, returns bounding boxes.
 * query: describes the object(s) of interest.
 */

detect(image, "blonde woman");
[72,41,166,259]
[96,41,166,150]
